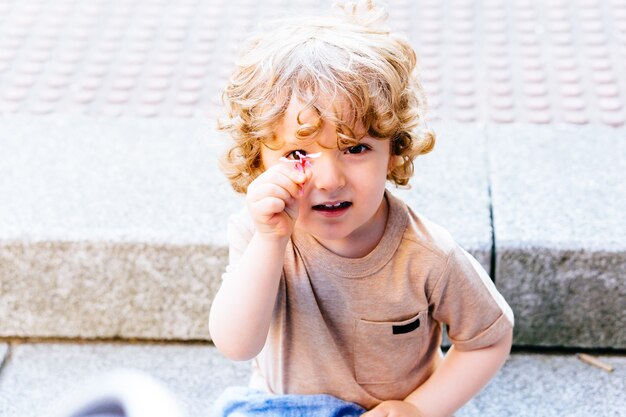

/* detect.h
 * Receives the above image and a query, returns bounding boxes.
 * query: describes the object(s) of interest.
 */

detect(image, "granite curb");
[0,116,624,348]
[0,116,240,340]
[488,124,626,348]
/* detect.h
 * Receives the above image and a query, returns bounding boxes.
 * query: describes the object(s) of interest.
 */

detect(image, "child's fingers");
[250,165,307,200]
[275,164,308,192]
[248,182,295,207]
[249,196,287,219]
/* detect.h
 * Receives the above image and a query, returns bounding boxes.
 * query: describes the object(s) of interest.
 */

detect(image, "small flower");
[279,152,321,196]
[279,152,321,172]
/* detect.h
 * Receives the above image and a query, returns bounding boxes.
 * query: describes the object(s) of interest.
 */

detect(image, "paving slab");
[488,124,626,348]
[0,116,238,245]
[458,351,626,417]
[0,116,491,340]
[0,343,623,417]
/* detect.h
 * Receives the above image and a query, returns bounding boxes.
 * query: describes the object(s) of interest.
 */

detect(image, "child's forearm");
[404,330,513,417]
[209,232,289,361]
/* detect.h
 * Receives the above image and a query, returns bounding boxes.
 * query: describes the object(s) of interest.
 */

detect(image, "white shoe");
[47,369,185,417]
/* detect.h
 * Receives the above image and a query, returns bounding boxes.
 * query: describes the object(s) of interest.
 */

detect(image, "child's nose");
[311,155,345,192]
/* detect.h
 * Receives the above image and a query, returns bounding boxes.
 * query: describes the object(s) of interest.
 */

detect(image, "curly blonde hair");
[218,0,435,194]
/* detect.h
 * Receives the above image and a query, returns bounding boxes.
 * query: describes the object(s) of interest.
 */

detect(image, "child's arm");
[209,163,309,361]
[363,329,513,417]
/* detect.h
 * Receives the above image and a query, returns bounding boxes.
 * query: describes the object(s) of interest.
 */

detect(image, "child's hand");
[245,163,311,240]
[362,400,424,417]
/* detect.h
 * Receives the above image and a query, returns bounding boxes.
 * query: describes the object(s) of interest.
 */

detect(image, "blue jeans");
[212,387,365,417]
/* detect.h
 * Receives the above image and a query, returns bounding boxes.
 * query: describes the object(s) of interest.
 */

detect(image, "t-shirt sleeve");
[429,245,514,351]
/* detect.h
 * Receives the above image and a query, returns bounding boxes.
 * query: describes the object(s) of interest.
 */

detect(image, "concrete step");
[488,124,626,348]
[0,116,240,340]
[0,342,624,417]
[0,116,624,348]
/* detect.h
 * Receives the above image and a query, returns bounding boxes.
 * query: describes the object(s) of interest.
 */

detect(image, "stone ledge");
[0,116,241,340]
[0,242,226,340]
[0,116,490,340]
[3,116,625,348]
[488,124,626,348]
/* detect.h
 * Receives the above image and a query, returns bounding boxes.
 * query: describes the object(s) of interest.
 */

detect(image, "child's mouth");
[312,201,352,212]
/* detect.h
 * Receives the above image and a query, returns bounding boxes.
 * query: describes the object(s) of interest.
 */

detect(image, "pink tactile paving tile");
[0,0,624,126]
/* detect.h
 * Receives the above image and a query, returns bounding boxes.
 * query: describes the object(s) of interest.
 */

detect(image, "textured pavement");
[0,0,625,125]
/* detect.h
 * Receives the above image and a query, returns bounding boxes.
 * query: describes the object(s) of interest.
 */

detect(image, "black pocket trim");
[392,317,420,334]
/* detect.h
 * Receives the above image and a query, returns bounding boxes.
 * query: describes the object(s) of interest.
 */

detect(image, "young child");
[209,2,514,416]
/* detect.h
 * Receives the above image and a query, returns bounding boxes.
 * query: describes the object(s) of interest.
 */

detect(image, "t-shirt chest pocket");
[354,310,428,385]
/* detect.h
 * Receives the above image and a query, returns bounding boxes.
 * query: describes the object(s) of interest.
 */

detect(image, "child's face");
[261,97,394,256]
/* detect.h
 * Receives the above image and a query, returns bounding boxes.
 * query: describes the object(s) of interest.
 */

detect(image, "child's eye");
[285,150,307,160]
[345,144,370,154]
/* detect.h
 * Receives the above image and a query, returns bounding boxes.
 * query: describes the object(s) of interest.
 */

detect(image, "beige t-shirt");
[224,190,514,409]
